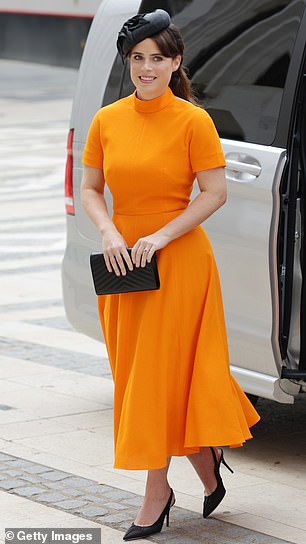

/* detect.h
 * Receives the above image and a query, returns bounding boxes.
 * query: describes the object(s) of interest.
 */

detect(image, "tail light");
[65,129,75,215]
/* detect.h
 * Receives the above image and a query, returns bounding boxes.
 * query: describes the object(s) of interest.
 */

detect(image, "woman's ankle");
[186,447,219,494]
[144,464,171,498]
[144,482,171,500]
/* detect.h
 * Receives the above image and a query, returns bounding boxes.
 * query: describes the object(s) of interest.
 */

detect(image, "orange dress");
[83,87,260,470]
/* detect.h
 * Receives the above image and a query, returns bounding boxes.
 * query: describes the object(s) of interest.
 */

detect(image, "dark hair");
[150,24,198,105]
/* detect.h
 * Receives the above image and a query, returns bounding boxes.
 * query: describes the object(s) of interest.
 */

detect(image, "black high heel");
[203,447,234,519]
[123,488,175,541]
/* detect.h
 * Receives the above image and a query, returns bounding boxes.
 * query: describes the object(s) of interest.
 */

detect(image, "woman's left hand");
[131,232,170,268]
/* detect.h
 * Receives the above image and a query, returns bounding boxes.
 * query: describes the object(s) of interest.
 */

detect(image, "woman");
[81,9,260,541]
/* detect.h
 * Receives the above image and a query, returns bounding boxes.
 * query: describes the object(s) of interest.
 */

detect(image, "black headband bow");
[117,9,171,62]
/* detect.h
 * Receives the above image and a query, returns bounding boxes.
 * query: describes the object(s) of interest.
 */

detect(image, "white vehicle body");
[62,0,306,404]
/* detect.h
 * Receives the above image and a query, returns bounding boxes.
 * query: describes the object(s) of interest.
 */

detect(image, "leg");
[134,456,175,526]
[187,447,220,495]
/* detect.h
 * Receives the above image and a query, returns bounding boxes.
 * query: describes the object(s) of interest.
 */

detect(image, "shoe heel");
[220,451,234,474]
[166,511,170,527]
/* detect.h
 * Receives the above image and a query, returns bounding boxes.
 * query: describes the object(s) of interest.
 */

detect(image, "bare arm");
[159,167,226,240]
[80,165,133,275]
[132,167,227,266]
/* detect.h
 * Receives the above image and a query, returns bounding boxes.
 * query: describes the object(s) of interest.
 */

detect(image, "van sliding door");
[280,49,306,380]
[172,0,306,388]
[299,74,306,376]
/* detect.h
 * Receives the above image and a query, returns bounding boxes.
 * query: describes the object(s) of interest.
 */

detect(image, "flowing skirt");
[98,210,260,470]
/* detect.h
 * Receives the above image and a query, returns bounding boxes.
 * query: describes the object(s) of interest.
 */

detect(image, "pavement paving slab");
[0,452,293,544]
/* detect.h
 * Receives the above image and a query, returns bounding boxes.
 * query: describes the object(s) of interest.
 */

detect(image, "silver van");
[62,0,306,404]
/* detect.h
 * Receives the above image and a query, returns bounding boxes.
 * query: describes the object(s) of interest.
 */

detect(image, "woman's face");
[129,38,181,100]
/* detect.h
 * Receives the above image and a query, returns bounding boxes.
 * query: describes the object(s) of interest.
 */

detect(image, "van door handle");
[225,153,262,182]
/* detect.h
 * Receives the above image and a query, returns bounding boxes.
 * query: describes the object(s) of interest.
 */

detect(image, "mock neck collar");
[133,86,174,113]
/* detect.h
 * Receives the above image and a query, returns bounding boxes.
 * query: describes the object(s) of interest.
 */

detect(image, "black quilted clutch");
[90,249,160,295]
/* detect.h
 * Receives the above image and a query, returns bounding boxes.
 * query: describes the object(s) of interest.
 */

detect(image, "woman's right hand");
[102,228,134,276]
[80,166,133,276]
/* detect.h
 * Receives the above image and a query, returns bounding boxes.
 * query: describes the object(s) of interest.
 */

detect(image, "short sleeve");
[82,110,104,169]
[189,109,226,173]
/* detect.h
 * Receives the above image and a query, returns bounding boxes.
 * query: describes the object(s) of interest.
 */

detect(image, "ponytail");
[152,24,199,105]
[169,66,198,105]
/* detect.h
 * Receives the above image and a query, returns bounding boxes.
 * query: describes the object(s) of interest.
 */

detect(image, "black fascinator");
[117,9,171,62]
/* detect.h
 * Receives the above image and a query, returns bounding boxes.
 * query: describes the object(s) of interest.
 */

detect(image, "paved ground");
[0,59,306,544]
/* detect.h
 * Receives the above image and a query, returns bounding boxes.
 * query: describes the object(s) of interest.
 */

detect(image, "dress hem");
[113,433,257,470]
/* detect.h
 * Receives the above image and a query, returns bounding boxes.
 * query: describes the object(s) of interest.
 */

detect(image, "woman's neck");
[135,86,169,101]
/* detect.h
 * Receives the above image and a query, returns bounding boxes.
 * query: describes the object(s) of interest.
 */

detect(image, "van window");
[103,0,306,145]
